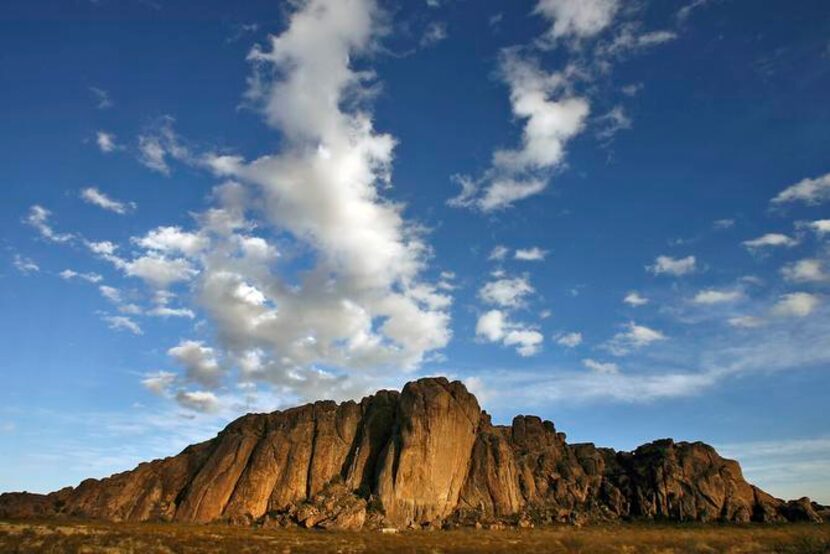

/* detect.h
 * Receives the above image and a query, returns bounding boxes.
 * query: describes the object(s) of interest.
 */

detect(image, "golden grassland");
[1,519,828,553]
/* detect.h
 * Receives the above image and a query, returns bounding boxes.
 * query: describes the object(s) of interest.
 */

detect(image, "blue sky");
[2,0,830,503]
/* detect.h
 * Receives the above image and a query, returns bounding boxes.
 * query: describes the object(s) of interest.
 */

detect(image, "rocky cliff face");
[0,377,824,529]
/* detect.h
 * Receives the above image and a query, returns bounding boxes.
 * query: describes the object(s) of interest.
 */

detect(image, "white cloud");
[471,297,830,408]
[490,53,589,172]
[148,306,196,319]
[420,21,447,47]
[119,303,143,315]
[475,309,543,356]
[437,271,456,291]
[503,329,544,357]
[728,315,765,328]
[621,82,643,96]
[89,86,113,109]
[808,219,830,236]
[448,51,589,211]
[595,105,631,140]
[479,178,549,212]
[692,289,743,304]
[13,254,39,275]
[555,331,582,347]
[24,205,74,243]
[175,390,220,413]
[771,292,821,318]
[141,371,176,395]
[59,269,103,283]
[479,275,534,308]
[623,291,649,306]
[740,275,765,287]
[602,27,677,57]
[534,0,619,40]
[781,258,829,284]
[186,0,451,389]
[637,30,677,46]
[465,287,830,412]
[168,340,224,388]
[677,0,711,22]
[582,358,619,374]
[469,367,718,408]
[713,218,735,230]
[137,116,190,175]
[96,131,118,153]
[133,226,208,256]
[488,245,509,261]
[123,253,198,289]
[606,321,666,355]
[99,285,123,304]
[143,290,195,318]
[771,172,830,205]
[80,187,134,214]
[647,255,696,276]
[227,23,260,44]
[476,309,507,342]
[514,247,547,261]
[86,240,119,257]
[103,315,143,335]
[22,0,459,407]
[88,241,182,293]
[138,136,170,174]
[144,289,196,319]
[742,233,798,250]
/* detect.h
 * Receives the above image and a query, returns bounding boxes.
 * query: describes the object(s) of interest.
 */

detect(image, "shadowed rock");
[0,377,823,528]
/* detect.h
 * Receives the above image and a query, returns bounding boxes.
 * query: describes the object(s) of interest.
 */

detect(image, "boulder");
[376,377,481,526]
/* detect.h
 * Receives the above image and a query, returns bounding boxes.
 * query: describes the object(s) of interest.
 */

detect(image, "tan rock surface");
[375,377,480,526]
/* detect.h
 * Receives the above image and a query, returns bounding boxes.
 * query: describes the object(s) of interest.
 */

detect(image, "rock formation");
[0,377,824,529]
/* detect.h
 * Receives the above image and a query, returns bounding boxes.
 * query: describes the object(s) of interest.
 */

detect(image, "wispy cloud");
[515,247,548,261]
[95,131,119,153]
[136,116,191,175]
[420,21,447,47]
[476,309,544,357]
[647,255,697,276]
[718,436,830,503]
[89,86,113,109]
[742,232,798,251]
[24,205,74,243]
[604,321,666,356]
[771,172,830,205]
[59,269,102,283]
[80,187,135,214]
[623,291,649,306]
[12,254,40,275]
[103,315,143,335]
[555,331,583,348]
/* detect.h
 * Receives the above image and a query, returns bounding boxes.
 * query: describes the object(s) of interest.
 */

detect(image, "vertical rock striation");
[376,378,480,526]
[0,377,824,528]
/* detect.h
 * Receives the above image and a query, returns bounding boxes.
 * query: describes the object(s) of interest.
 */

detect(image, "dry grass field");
[1,520,828,553]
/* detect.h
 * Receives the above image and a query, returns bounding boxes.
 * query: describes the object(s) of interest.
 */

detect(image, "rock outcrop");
[376,378,480,526]
[0,377,824,528]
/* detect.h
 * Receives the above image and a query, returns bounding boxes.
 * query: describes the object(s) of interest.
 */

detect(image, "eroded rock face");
[376,377,480,526]
[0,377,822,528]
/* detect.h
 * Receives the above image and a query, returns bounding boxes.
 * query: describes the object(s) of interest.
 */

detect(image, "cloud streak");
[80,187,135,215]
